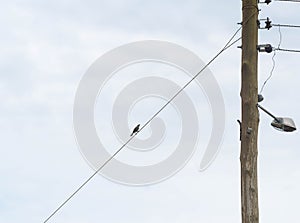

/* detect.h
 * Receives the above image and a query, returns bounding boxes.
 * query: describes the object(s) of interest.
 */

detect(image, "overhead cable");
[43,10,258,223]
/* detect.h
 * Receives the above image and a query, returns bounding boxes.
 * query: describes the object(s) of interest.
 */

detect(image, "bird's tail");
[130,133,133,136]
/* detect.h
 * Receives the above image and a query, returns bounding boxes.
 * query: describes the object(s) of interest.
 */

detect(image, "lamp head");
[271,117,297,132]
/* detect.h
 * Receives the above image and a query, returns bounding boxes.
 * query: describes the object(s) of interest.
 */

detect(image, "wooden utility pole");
[240,0,259,223]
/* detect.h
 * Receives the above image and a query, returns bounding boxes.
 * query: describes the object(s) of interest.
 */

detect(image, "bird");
[130,124,140,136]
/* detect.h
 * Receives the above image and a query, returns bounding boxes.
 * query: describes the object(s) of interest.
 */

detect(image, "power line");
[276,48,300,53]
[43,39,235,222]
[273,24,300,28]
[43,11,257,223]
[259,0,300,3]
[43,135,134,223]
[275,0,300,2]
[137,37,241,137]
[258,18,300,29]
[43,39,239,223]
[260,25,282,94]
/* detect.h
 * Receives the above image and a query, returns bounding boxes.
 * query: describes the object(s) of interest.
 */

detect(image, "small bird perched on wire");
[130,124,140,136]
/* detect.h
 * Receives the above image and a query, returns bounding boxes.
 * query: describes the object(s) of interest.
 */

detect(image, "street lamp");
[257,95,297,132]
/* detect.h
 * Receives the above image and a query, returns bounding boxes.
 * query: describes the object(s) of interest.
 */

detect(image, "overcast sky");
[1,1,300,223]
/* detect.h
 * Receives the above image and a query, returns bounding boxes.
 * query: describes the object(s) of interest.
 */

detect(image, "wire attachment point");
[258,17,272,29]
[258,0,272,4]
[257,44,273,53]
[265,17,272,29]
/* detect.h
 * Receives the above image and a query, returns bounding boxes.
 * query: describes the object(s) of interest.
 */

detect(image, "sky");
[0,0,300,222]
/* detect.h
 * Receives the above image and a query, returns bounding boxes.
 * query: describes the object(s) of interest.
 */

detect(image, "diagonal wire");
[43,135,136,223]
[43,37,239,223]
[138,10,259,135]
[43,36,240,222]
[43,10,257,223]
[138,37,242,136]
